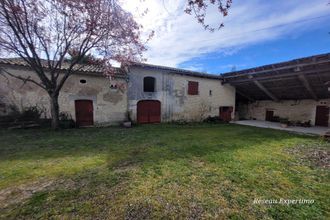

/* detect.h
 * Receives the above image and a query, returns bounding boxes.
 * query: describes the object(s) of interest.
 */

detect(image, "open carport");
[222,53,330,128]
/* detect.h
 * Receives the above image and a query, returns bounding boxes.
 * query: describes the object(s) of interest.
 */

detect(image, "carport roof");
[221,53,330,101]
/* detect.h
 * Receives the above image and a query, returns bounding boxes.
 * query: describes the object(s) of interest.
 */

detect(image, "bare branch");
[0,67,46,90]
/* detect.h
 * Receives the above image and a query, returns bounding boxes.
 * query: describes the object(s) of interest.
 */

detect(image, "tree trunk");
[49,93,60,130]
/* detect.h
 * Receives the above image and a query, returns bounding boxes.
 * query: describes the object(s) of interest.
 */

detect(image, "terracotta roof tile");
[130,62,221,80]
[0,57,126,78]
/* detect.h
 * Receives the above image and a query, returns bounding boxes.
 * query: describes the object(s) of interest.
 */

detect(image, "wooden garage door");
[137,100,161,124]
[315,106,329,127]
[75,100,94,127]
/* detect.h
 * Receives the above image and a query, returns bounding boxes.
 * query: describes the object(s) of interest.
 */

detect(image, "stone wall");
[127,66,236,122]
[0,65,236,125]
[0,66,127,125]
[238,99,330,126]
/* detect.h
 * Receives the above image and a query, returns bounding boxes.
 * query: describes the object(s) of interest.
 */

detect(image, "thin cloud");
[123,0,330,67]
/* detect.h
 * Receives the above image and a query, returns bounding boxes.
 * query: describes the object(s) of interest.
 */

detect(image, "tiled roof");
[0,58,221,80]
[0,57,126,77]
[130,62,221,80]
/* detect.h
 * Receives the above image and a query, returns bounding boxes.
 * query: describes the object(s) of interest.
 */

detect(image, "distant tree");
[0,0,146,129]
[185,0,232,31]
[65,49,104,65]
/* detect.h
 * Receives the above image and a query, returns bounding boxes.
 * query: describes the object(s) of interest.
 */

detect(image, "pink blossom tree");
[185,0,232,31]
[0,0,146,129]
[0,0,232,129]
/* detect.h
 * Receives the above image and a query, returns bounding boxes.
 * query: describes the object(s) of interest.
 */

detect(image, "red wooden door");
[315,106,329,127]
[137,100,161,124]
[219,106,233,122]
[75,100,94,127]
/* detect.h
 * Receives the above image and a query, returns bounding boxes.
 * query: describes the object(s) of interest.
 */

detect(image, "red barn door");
[219,106,233,122]
[75,100,94,127]
[137,100,161,124]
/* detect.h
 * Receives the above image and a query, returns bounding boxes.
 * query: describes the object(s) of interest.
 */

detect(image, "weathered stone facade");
[0,63,236,125]
[127,66,236,122]
[0,65,127,125]
[238,99,330,126]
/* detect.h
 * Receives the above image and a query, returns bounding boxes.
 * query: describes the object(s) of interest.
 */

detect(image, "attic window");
[144,77,155,92]
[110,84,118,90]
[80,79,87,84]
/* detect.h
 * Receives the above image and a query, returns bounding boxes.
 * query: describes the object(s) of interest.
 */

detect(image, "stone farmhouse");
[0,53,329,127]
[0,58,235,126]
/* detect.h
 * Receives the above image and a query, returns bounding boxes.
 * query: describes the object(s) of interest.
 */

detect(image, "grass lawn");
[0,124,329,219]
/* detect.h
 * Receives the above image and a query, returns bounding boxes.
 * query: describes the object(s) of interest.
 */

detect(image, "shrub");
[203,116,222,123]
[279,118,289,124]
[59,112,75,129]
[59,112,72,121]
[20,106,45,121]
[173,119,189,125]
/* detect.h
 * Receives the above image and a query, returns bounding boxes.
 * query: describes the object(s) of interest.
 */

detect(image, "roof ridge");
[130,62,220,80]
[0,57,125,76]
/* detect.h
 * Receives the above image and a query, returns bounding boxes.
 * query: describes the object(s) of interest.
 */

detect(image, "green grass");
[0,124,329,219]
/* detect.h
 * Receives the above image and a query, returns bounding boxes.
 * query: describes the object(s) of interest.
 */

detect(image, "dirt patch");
[125,201,153,220]
[0,178,77,209]
[305,148,329,169]
[113,160,139,174]
[286,145,330,169]
[188,202,204,220]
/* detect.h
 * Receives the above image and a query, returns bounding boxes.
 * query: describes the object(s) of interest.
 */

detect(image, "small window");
[144,76,155,92]
[110,84,118,90]
[80,79,87,84]
[209,90,212,96]
[188,81,199,95]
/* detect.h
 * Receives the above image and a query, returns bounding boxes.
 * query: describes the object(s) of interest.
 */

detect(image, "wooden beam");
[253,80,279,101]
[297,74,318,100]
[225,67,330,84]
[236,89,255,102]
[223,59,330,79]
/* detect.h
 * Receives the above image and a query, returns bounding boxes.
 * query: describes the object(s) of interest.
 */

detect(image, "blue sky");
[179,22,330,74]
[123,0,330,74]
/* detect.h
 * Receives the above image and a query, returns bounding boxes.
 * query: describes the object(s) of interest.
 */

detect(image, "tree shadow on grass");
[104,123,317,172]
[0,124,315,161]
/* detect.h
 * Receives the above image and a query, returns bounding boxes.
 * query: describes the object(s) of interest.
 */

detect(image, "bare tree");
[0,0,146,129]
